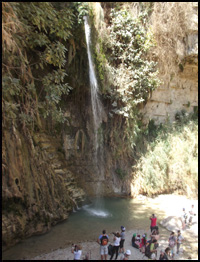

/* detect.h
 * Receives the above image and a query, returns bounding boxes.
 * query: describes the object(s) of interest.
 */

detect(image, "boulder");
[159,216,183,231]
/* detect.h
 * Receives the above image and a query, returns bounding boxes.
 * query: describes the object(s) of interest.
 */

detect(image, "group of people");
[131,214,159,259]
[71,226,130,260]
[131,214,185,260]
[181,204,196,230]
[71,205,195,260]
[97,227,131,260]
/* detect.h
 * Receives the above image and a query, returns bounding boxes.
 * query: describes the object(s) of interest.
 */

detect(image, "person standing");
[150,227,160,241]
[119,226,126,254]
[181,208,187,230]
[168,232,176,259]
[149,214,157,232]
[188,204,195,225]
[110,232,121,260]
[97,229,109,260]
[161,247,170,260]
[177,230,184,254]
[150,239,158,258]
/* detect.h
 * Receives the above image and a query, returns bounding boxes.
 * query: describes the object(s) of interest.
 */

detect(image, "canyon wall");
[142,2,198,124]
[2,127,86,249]
[2,2,198,250]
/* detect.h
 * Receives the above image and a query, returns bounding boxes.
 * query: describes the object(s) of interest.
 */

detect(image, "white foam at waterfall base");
[82,205,111,218]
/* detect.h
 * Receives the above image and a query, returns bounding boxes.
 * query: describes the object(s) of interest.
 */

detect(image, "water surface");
[2,197,168,260]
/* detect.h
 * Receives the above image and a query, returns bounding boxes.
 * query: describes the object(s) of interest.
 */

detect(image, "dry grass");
[2,3,24,56]
[150,2,194,83]
[2,2,31,81]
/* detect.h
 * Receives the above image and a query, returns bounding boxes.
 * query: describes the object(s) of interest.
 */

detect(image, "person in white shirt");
[177,230,184,254]
[110,232,121,260]
[71,244,82,260]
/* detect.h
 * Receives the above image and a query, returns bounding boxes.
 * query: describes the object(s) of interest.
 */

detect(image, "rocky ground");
[29,194,198,260]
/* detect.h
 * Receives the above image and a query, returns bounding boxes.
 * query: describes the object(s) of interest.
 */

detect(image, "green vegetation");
[2,2,85,132]
[94,5,160,159]
[115,168,128,181]
[2,2,197,199]
[132,113,198,198]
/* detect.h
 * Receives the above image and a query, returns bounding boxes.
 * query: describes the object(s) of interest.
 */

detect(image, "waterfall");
[84,16,105,199]
[84,16,103,155]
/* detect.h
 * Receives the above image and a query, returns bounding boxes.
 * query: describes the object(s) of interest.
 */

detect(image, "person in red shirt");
[149,214,157,232]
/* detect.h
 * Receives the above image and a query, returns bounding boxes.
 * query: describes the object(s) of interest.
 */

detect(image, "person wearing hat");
[135,234,141,247]
[132,233,139,249]
[140,234,147,253]
[120,226,126,254]
[120,250,131,260]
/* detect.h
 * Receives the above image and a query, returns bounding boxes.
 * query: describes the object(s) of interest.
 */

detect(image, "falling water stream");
[84,16,105,213]
[84,16,103,156]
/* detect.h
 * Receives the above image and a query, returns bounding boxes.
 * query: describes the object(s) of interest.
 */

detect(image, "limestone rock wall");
[2,126,86,250]
[142,2,198,125]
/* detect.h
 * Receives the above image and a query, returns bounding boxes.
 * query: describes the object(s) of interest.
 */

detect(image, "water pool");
[2,197,169,260]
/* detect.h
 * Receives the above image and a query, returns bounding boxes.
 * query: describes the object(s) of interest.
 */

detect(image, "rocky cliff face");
[142,2,198,124]
[2,126,86,249]
[2,2,198,250]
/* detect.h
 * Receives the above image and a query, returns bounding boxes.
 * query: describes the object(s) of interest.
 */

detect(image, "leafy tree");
[2,2,76,131]
[95,8,161,157]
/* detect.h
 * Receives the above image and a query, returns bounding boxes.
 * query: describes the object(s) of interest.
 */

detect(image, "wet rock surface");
[2,129,86,250]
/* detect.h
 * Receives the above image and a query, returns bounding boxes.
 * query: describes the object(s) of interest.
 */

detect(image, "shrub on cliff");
[2,3,77,132]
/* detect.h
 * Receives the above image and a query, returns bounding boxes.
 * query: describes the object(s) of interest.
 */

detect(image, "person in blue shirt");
[97,229,109,260]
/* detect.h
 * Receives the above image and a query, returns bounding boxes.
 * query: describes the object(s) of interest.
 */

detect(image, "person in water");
[97,229,109,260]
